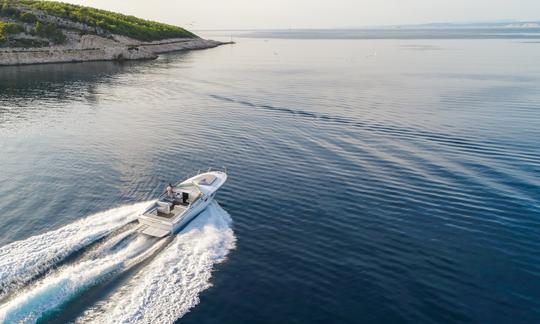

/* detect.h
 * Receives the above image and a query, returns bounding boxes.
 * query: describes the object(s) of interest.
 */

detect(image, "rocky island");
[0,0,225,65]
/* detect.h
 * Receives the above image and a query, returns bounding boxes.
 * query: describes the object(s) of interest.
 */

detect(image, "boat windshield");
[174,182,196,189]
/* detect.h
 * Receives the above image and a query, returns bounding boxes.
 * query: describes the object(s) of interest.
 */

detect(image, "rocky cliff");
[0,35,224,65]
[0,1,226,65]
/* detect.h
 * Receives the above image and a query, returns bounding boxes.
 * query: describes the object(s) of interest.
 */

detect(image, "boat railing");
[173,167,227,188]
[185,166,227,179]
[205,166,228,174]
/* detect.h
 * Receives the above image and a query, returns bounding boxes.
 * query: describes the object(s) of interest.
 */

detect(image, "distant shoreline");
[0,37,231,66]
[234,28,540,40]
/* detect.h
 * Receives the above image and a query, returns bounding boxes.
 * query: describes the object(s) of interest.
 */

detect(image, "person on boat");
[166,183,174,198]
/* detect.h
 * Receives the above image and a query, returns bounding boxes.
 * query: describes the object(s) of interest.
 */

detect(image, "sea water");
[0,29,539,323]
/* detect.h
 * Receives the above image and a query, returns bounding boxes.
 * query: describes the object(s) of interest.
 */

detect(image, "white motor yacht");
[137,169,227,237]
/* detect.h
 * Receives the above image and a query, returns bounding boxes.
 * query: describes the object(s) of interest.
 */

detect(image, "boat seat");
[190,192,202,203]
[157,201,171,214]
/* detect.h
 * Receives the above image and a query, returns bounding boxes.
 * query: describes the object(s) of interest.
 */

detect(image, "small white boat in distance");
[137,169,227,238]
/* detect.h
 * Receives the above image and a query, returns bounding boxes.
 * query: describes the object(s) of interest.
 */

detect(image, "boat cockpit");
[149,183,203,219]
[142,173,221,220]
[137,169,227,238]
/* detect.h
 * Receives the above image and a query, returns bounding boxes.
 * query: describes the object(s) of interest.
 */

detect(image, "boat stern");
[137,213,172,238]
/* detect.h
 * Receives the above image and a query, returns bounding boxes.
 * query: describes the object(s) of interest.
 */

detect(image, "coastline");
[0,36,230,66]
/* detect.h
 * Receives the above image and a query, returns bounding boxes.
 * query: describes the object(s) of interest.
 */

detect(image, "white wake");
[77,201,236,324]
[0,200,235,323]
[0,234,165,323]
[0,202,148,300]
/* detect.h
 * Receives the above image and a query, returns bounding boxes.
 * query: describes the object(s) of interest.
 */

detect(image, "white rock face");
[77,35,118,49]
[0,35,225,66]
[140,38,223,54]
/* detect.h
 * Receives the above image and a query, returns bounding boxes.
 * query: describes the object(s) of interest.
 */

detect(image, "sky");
[65,0,540,30]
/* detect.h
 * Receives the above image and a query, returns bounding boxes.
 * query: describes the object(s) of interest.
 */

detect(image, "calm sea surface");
[0,30,539,323]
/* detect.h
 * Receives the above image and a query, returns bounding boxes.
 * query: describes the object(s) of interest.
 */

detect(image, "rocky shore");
[0,35,227,66]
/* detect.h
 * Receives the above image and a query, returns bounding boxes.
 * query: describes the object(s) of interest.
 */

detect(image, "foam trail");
[0,202,149,299]
[86,227,139,258]
[77,201,236,324]
[0,234,164,323]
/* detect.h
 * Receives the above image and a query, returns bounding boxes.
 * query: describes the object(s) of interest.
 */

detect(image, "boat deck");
[148,203,188,219]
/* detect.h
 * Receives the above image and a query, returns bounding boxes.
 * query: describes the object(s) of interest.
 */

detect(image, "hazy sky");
[65,0,540,29]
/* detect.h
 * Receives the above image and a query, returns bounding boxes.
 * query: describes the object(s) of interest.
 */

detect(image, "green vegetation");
[0,21,23,43]
[1,1,19,17]
[19,0,196,41]
[1,0,195,47]
[33,20,65,44]
[19,11,36,22]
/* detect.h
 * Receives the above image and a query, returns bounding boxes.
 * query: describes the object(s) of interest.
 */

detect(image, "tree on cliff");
[34,21,66,44]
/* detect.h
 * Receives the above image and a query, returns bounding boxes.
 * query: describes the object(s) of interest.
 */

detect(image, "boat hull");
[137,171,225,237]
